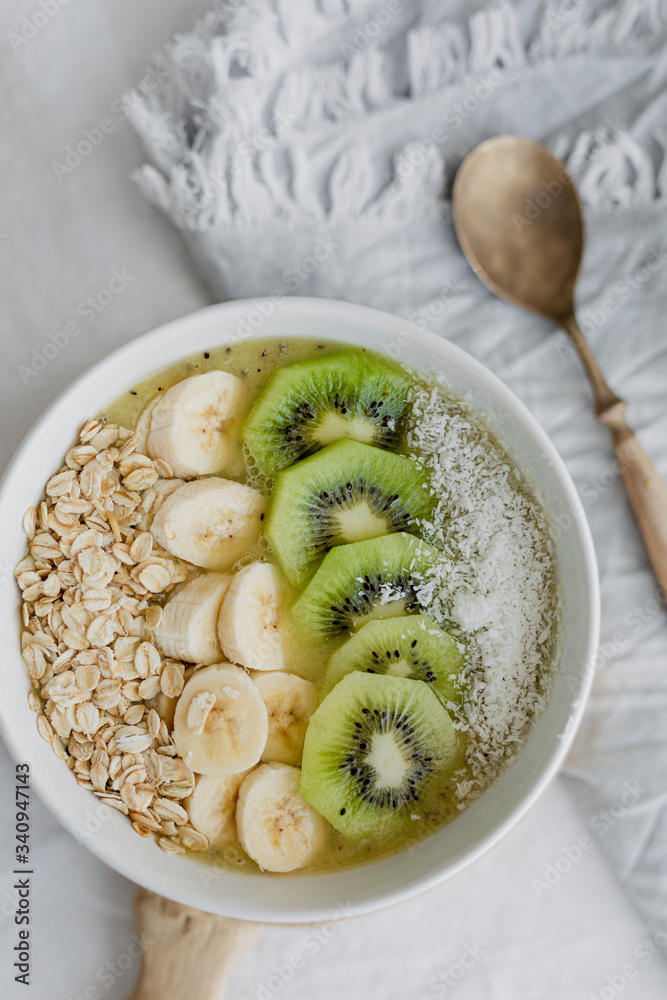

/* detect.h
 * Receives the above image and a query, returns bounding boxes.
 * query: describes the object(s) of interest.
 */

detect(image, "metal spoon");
[452,135,667,598]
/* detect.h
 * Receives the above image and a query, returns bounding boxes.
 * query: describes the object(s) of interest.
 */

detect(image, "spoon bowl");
[453,134,667,601]
[452,135,584,323]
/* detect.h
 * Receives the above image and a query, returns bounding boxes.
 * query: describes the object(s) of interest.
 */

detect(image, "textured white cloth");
[1,1,667,998]
[129,0,667,949]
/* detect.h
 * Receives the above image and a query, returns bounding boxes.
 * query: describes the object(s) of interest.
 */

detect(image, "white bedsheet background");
[1,2,667,998]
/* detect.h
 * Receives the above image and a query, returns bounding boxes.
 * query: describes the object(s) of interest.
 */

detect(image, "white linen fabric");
[1,1,667,998]
[128,0,667,949]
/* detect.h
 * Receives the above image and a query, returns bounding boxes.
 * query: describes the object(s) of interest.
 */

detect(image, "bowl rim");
[0,297,599,921]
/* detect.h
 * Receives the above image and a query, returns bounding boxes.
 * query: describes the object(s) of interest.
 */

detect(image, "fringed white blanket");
[126,0,667,943]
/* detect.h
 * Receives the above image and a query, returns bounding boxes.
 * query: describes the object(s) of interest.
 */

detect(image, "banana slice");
[134,396,160,454]
[236,763,328,872]
[173,663,268,775]
[184,770,251,850]
[154,572,232,664]
[151,478,265,571]
[135,478,186,532]
[146,372,248,479]
[253,672,318,765]
[218,562,286,671]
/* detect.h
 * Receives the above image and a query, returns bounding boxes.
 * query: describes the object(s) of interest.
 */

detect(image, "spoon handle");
[565,316,667,598]
[130,889,260,1000]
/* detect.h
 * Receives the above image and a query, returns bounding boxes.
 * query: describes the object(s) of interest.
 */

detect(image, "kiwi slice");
[291,533,436,636]
[266,440,432,587]
[301,672,458,840]
[243,350,411,476]
[321,614,464,702]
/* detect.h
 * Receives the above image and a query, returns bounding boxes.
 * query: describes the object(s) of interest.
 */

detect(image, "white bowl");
[0,298,599,921]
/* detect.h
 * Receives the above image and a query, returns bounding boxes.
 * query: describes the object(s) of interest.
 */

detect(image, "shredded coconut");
[407,380,559,799]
